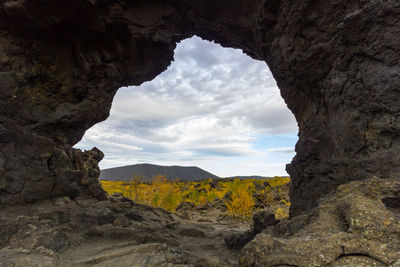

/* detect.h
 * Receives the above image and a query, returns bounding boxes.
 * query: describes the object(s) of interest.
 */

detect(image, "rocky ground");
[0,177,399,267]
[0,193,247,266]
[241,177,400,266]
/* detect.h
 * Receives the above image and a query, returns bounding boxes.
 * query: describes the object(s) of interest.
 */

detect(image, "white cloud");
[75,36,298,175]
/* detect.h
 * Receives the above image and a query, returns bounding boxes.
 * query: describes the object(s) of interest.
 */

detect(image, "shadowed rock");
[1,0,399,217]
[252,210,276,234]
[224,230,254,250]
[0,2,400,266]
[224,210,276,249]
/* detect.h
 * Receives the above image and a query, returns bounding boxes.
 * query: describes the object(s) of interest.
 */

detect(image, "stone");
[196,188,207,194]
[382,191,400,209]
[86,224,147,242]
[0,2,399,265]
[0,196,245,266]
[195,256,221,267]
[196,202,213,211]
[0,248,57,267]
[252,210,276,234]
[240,177,400,266]
[176,201,195,211]
[0,0,398,218]
[208,179,220,190]
[223,210,276,250]
[125,211,144,222]
[111,192,123,198]
[253,181,264,191]
[178,226,206,238]
[0,177,397,266]
[53,198,65,207]
[70,243,187,267]
[224,230,254,249]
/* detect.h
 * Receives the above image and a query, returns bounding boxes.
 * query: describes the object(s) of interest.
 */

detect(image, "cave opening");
[1,1,399,265]
[75,36,298,219]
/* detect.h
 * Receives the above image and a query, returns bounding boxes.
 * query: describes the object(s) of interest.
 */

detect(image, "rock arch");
[0,0,399,216]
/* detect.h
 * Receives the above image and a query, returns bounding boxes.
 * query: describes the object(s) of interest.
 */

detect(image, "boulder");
[240,177,400,266]
[252,210,276,234]
[224,230,255,249]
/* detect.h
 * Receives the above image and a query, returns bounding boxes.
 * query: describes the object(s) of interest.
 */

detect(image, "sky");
[75,36,298,177]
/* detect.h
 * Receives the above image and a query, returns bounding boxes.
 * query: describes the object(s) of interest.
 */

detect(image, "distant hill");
[99,163,220,182]
[222,175,272,180]
[221,175,290,180]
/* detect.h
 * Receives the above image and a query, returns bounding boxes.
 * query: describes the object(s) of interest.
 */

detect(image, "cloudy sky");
[75,36,298,177]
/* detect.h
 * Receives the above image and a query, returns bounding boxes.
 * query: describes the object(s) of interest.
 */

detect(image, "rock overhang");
[0,0,399,218]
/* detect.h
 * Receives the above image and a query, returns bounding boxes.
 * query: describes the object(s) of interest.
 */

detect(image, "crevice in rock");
[382,193,400,210]
[334,253,388,266]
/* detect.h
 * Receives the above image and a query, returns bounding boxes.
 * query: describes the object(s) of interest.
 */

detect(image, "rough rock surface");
[0,2,400,265]
[224,210,276,250]
[240,177,400,266]
[0,194,243,267]
[251,210,276,234]
[0,177,398,267]
[0,0,399,217]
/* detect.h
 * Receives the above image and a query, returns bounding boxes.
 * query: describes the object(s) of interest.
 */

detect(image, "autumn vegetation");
[101,175,290,219]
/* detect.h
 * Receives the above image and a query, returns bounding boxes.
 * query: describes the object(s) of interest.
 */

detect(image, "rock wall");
[0,0,399,215]
[240,177,400,266]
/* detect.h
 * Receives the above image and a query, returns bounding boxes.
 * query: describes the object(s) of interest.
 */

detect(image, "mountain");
[222,176,290,180]
[99,163,220,182]
[222,175,273,180]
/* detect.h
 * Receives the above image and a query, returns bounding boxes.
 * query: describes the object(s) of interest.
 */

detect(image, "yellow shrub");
[275,207,289,220]
[268,176,290,187]
[145,175,181,211]
[259,192,274,206]
[101,176,290,219]
[281,199,291,206]
[198,195,207,206]
[226,187,255,218]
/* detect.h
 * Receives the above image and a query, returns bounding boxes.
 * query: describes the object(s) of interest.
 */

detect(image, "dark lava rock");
[222,191,233,202]
[209,179,220,190]
[178,226,206,238]
[111,192,123,198]
[176,201,195,211]
[196,202,213,211]
[253,181,264,192]
[196,188,207,194]
[240,177,400,266]
[0,3,400,265]
[125,211,144,222]
[0,0,399,218]
[252,210,276,234]
[263,181,271,189]
[382,191,400,209]
[224,230,255,249]
[252,193,265,209]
